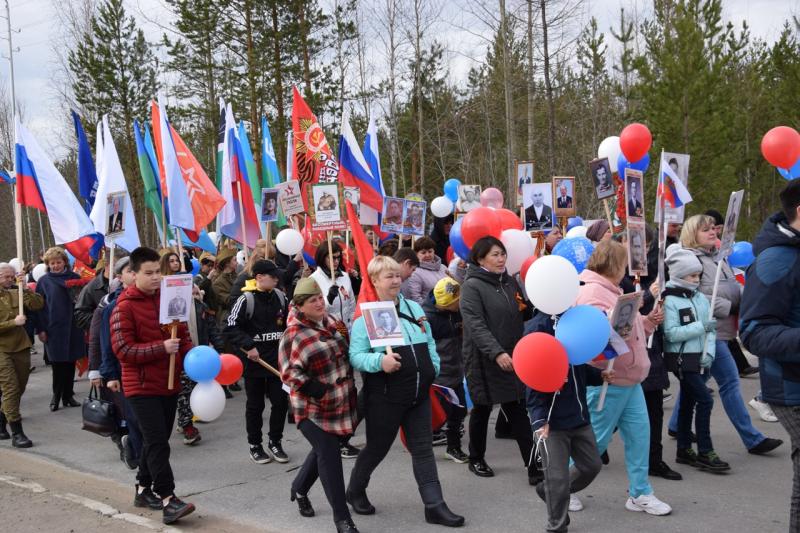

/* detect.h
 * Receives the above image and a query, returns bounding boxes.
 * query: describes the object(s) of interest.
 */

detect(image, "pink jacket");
[577,270,655,387]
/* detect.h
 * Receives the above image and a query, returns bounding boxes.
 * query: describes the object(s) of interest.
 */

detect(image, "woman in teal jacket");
[346,256,463,528]
[663,245,728,472]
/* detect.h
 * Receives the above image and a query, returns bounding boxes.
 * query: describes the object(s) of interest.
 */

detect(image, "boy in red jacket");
[110,247,195,525]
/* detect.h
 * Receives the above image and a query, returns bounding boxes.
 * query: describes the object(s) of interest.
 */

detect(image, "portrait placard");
[159,274,194,325]
[360,301,404,347]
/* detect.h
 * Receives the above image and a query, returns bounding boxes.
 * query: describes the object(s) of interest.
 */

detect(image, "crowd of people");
[3,180,800,532]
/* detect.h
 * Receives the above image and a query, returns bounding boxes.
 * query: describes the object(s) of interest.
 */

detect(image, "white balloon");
[500,229,535,275]
[8,258,21,272]
[430,196,454,218]
[275,228,305,256]
[189,380,226,421]
[236,250,246,267]
[525,255,579,315]
[597,136,622,173]
[32,263,47,282]
[566,226,588,239]
[207,231,219,245]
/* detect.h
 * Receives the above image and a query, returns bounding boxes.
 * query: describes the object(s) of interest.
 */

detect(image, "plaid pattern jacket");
[279,307,357,436]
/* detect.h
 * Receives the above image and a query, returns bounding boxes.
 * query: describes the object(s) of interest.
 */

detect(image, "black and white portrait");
[625,171,644,220]
[457,185,481,212]
[590,158,615,200]
[522,183,554,232]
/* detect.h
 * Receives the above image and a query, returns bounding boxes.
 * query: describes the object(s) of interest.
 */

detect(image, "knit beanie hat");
[665,243,702,280]
[433,277,461,307]
[585,220,610,243]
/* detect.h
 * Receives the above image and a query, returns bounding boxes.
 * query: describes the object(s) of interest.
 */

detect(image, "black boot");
[420,483,464,527]
[335,518,360,533]
[290,489,315,517]
[346,488,375,515]
[9,421,32,448]
[49,394,59,412]
[0,412,10,440]
[425,502,465,527]
[63,396,80,408]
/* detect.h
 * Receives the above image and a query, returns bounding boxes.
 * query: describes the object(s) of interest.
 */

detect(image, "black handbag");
[82,385,117,437]
[664,341,702,379]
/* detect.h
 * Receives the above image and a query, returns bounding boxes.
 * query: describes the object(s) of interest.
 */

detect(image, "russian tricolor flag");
[338,110,383,213]
[658,154,693,208]
[15,117,103,263]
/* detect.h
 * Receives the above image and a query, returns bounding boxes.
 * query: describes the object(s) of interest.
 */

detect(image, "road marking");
[0,475,46,493]
[0,475,178,532]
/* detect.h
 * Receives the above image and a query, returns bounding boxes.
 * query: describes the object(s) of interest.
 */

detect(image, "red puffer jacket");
[110,286,192,397]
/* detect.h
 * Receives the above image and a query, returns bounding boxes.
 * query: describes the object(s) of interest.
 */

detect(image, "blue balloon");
[190,258,200,276]
[567,216,584,231]
[303,251,316,268]
[463,377,473,410]
[184,346,222,382]
[617,152,650,177]
[443,178,461,202]
[552,237,595,273]
[556,305,611,365]
[778,157,800,180]
[729,241,755,269]
[449,218,471,260]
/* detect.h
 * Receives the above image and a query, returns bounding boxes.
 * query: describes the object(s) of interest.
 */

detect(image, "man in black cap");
[225,260,290,464]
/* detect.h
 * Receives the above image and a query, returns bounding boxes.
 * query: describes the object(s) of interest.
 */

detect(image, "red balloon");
[26,282,36,291]
[216,353,244,386]
[512,333,569,393]
[761,126,800,169]
[461,207,502,248]
[519,255,538,283]
[445,245,455,264]
[619,123,652,163]
[495,208,524,231]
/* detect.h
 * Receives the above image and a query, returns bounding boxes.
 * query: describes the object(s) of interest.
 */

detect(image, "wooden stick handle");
[240,348,283,379]
[596,358,616,411]
[167,323,177,390]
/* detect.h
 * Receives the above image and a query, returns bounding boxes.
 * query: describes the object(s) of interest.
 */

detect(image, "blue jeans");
[669,340,765,449]
[677,372,714,453]
[585,384,652,498]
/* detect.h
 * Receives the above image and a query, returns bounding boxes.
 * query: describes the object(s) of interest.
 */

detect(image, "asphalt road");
[0,344,791,533]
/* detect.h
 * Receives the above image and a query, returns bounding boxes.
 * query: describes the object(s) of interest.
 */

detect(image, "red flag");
[291,86,339,209]
[346,200,377,320]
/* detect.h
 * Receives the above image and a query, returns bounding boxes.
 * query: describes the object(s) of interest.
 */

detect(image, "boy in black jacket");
[225,260,289,465]
[525,312,610,532]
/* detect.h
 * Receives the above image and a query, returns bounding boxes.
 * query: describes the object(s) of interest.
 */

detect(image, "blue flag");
[0,168,14,185]
[71,110,99,214]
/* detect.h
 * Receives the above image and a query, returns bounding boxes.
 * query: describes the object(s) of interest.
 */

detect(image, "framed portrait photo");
[553,176,576,217]
[456,185,481,213]
[627,220,648,276]
[159,274,194,325]
[590,158,615,200]
[716,189,745,261]
[516,160,535,204]
[380,196,405,234]
[261,188,279,222]
[624,168,645,221]
[106,191,127,238]
[360,301,404,347]
[522,183,554,232]
[402,200,427,236]
[610,291,644,341]
[308,183,346,231]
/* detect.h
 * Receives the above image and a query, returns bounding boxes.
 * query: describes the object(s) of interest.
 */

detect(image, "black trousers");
[643,388,664,465]
[51,361,76,403]
[469,400,533,466]
[728,339,751,373]
[128,394,178,498]
[293,419,351,522]
[445,386,467,449]
[244,375,288,445]
[348,395,443,505]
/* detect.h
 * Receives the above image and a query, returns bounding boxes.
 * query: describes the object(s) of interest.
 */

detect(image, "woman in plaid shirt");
[279,277,359,533]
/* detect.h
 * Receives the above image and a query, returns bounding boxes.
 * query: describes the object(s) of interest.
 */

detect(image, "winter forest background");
[0,0,799,259]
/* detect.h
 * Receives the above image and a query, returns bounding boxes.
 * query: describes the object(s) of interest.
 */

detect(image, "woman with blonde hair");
[35,247,88,411]
[665,214,783,455]
[346,256,463,527]
[575,239,672,516]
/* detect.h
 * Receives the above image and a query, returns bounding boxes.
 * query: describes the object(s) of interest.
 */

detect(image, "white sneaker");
[749,398,778,423]
[569,494,584,512]
[625,493,672,516]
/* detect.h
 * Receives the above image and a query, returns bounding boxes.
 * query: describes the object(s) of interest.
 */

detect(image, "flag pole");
[160,195,168,248]
[235,180,250,262]
[107,239,115,294]
[13,186,24,314]
[175,228,186,272]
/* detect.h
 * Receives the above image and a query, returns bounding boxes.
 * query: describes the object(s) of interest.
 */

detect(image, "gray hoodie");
[401,256,447,304]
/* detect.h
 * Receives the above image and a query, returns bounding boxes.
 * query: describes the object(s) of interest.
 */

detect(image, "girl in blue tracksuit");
[663,245,729,472]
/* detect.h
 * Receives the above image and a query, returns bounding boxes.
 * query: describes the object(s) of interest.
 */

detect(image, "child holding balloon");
[525,311,611,532]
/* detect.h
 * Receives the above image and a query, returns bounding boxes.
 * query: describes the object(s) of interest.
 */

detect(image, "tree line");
[1,0,798,259]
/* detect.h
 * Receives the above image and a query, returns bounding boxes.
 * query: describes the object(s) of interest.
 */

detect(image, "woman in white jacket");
[310,242,360,334]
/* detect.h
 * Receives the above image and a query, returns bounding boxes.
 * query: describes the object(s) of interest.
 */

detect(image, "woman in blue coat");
[36,247,87,411]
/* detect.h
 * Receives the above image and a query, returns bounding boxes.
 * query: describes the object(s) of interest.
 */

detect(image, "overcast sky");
[2,0,799,156]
